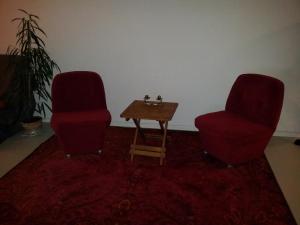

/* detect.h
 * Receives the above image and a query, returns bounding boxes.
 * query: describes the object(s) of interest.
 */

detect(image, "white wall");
[1,0,300,136]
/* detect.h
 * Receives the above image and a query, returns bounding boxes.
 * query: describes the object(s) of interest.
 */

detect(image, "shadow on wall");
[220,23,300,134]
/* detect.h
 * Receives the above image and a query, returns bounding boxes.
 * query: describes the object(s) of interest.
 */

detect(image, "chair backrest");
[52,71,107,112]
[225,74,284,130]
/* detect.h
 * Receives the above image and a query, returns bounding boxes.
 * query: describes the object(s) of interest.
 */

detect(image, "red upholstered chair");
[195,74,284,165]
[50,71,111,156]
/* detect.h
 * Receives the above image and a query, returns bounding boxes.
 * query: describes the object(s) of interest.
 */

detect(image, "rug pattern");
[0,127,296,225]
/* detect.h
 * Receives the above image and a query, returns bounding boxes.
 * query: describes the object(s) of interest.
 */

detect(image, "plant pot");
[21,116,42,136]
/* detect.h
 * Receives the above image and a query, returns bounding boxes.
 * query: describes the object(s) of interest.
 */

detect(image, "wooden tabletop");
[120,100,178,121]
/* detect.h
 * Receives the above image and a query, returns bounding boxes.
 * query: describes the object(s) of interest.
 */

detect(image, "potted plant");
[7,9,60,134]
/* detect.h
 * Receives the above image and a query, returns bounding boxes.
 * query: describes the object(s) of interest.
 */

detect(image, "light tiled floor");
[0,124,299,224]
[0,123,53,177]
[265,137,300,225]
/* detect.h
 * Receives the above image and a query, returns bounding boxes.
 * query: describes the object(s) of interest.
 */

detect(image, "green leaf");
[11,17,21,22]
[18,9,30,15]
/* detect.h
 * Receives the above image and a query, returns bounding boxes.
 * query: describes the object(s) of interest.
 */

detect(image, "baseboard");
[111,120,196,131]
[273,130,300,138]
[112,120,300,137]
[44,118,300,138]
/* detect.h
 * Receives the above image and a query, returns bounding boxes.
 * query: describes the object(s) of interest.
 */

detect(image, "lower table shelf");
[130,144,166,165]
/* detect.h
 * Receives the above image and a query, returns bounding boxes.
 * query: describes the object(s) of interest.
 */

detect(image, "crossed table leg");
[130,119,168,165]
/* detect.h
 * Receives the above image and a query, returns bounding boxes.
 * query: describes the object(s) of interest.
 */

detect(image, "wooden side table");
[120,100,178,165]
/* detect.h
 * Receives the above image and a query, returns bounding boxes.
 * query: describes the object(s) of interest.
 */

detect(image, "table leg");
[131,119,140,161]
[158,121,164,134]
[160,121,168,165]
[133,119,145,141]
[162,121,168,148]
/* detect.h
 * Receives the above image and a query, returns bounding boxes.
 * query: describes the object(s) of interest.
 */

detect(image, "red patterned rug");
[0,127,296,225]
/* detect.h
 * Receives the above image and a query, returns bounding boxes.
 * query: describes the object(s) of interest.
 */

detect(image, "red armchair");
[195,74,284,165]
[51,71,111,156]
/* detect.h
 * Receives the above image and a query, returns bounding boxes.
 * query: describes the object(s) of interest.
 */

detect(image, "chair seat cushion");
[51,109,111,128]
[50,109,111,154]
[195,111,273,164]
[195,111,272,143]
